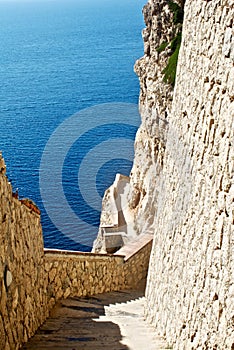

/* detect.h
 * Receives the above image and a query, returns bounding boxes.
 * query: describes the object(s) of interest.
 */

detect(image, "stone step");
[22,290,169,350]
[96,296,169,350]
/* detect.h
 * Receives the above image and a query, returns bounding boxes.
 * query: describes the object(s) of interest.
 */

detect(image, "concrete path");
[22,289,169,350]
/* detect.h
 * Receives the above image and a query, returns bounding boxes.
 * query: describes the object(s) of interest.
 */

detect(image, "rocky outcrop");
[93,0,182,253]
[93,174,137,253]
[128,0,178,236]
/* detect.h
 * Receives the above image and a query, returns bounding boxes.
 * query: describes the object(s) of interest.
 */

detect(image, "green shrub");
[156,41,169,53]
[162,43,180,86]
[168,0,184,24]
[161,1,184,86]
[170,31,182,52]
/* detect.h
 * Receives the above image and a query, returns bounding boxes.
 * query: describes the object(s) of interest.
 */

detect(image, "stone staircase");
[22,289,169,350]
[95,294,169,350]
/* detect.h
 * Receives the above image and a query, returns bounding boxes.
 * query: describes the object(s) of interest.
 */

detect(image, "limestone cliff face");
[144,1,234,348]
[128,0,178,235]
[97,0,234,348]
[93,0,181,252]
[134,0,234,348]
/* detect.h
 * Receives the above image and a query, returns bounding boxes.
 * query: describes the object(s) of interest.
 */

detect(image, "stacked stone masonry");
[0,154,152,349]
[44,240,152,311]
[0,156,48,350]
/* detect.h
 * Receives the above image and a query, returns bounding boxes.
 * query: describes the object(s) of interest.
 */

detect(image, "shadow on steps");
[22,289,145,350]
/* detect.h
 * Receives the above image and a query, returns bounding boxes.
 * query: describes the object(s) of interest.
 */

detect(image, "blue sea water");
[0,0,145,251]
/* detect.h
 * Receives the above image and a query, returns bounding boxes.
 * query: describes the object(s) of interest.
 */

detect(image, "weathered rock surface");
[145,1,234,348]
[96,0,234,348]
[93,0,179,252]
[93,174,139,253]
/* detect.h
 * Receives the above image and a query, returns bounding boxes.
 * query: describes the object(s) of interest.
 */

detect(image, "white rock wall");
[94,1,185,253]
[128,0,176,236]
[145,0,234,348]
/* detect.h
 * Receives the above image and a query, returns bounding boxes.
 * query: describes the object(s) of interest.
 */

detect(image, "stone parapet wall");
[123,235,153,289]
[44,236,152,309]
[44,251,125,309]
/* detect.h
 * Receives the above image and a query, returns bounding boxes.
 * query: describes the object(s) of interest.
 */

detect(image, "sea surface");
[0,0,145,251]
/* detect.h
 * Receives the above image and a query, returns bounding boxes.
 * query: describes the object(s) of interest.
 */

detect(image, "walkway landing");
[22,289,169,350]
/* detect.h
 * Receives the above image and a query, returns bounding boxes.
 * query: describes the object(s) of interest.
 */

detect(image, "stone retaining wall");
[0,156,48,350]
[123,236,153,289]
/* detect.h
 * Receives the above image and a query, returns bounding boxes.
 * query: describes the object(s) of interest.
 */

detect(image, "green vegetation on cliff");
[157,1,184,86]
[156,41,169,53]
[168,0,184,25]
[162,31,182,86]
